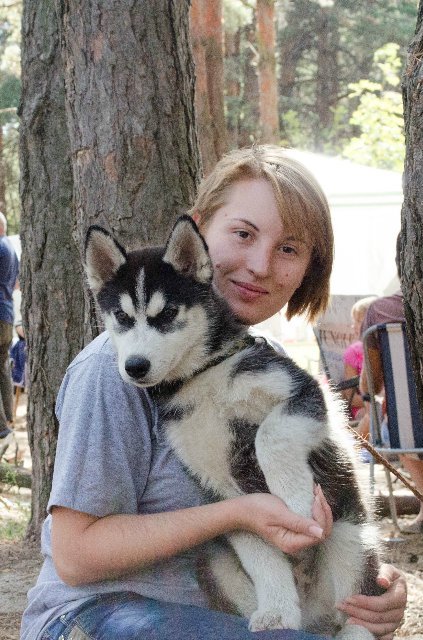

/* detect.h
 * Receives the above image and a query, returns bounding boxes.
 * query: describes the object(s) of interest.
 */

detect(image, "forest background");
[0,0,417,233]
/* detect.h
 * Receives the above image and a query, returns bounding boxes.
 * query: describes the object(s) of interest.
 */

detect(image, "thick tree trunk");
[19,0,84,539]
[401,2,423,409]
[20,0,200,541]
[256,0,279,144]
[57,1,200,249]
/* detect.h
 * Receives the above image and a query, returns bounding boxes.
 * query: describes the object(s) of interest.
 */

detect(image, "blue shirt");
[0,236,19,324]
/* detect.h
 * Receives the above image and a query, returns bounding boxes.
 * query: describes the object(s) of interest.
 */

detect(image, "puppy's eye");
[159,305,178,322]
[114,310,134,326]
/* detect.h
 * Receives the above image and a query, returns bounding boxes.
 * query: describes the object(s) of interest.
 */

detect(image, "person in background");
[342,296,377,426]
[0,212,19,459]
[360,233,423,534]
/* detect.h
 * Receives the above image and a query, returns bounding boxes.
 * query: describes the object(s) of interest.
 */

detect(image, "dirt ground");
[0,394,422,640]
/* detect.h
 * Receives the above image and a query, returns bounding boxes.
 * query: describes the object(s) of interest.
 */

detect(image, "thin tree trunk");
[401,2,423,408]
[0,126,5,214]
[225,27,241,149]
[315,7,339,149]
[239,21,259,147]
[191,0,216,175]
[203,0,227,164]
[19,0,84,540]
[256,0,279,144]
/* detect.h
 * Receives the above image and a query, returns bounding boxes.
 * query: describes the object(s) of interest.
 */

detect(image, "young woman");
[21,147,406,640]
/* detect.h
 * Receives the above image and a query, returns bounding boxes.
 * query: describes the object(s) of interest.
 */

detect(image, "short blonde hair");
[351,296,378,323]
[190,146,333,322]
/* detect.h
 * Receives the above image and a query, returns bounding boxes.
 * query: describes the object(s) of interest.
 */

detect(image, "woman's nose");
[247,247,272,277]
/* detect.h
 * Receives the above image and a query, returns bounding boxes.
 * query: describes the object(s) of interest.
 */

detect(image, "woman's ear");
[192,211,200,225]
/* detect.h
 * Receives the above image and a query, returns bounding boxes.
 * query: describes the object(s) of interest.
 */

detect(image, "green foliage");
[274,0,416,154]
[0,73,20,124]
[223,0,254,34]
[342,43,405,171]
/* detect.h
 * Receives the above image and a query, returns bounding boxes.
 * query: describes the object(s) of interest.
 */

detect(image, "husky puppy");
[85,216,382,639]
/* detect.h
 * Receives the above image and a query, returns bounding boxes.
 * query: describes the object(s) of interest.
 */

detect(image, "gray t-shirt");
[20,332,209,640]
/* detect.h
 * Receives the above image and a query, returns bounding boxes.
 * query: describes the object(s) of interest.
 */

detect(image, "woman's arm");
[51,488,330,586]
[337,564,407,640]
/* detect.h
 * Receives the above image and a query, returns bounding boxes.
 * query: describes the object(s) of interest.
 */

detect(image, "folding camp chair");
[313,294,368,416]
[362,322,423,529]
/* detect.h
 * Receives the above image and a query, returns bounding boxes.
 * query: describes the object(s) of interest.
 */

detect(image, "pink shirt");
[343,340,364,375]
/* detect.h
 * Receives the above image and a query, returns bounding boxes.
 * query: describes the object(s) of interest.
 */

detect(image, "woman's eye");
[280,245,297,255]
[235,230,251,240]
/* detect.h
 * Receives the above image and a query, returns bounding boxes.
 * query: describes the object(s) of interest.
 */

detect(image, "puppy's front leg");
[255,406,322,517]
[228,531,301,631]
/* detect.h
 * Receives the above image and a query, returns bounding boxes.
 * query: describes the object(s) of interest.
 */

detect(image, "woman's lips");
[231,280,268,301]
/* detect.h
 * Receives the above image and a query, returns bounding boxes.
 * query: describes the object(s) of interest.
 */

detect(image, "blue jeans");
[40,592,326,640]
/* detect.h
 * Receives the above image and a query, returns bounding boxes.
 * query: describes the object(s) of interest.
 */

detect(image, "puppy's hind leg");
[228,531,302,632]
[310,521,379,640]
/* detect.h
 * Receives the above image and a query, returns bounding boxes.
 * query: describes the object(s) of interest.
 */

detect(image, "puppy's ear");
[84,226,127,294]
[163,216,213,284]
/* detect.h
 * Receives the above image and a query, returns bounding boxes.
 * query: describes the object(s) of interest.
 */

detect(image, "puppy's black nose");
[125,356,151,379]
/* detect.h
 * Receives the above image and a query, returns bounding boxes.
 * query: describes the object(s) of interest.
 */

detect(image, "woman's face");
[199,179,312,325]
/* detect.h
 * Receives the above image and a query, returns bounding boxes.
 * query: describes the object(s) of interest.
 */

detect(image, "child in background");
[342,296,377,425]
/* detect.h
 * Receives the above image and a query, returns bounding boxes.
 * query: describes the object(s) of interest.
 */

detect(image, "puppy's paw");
[249,607,301,631]
[336,624,375,640]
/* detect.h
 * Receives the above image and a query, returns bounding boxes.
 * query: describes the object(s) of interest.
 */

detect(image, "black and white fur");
[85,216,382,639]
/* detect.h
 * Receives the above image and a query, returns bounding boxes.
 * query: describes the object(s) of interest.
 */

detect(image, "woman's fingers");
[337,564,407,640]
[311,484,333,538]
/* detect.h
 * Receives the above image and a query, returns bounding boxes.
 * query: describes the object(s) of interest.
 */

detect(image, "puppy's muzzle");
[125,356,151,380]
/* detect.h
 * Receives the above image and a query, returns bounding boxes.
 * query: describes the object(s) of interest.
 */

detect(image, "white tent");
[285,150,402,296]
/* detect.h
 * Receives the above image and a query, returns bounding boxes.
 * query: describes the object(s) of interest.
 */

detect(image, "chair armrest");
[333,375,360,393]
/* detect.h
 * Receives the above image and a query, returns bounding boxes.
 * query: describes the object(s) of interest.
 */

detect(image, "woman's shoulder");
[68,331,115,369]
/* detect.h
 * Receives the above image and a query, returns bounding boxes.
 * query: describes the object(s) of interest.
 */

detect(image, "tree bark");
[401,2,423,409]
[256,0,279,144]
[225,27,241,149]
[57,0,200,247]
[202,0,227,162]
[0,126,5,214]
[239,21,259,147]
[191,0,217,175]
[315,6,339,149]
[19,0,84,539]
[20,0,201,541]
[190,0,226,173]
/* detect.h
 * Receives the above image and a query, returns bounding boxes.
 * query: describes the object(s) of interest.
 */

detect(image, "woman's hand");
[337,563,407,640]
[238,484,333,554]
